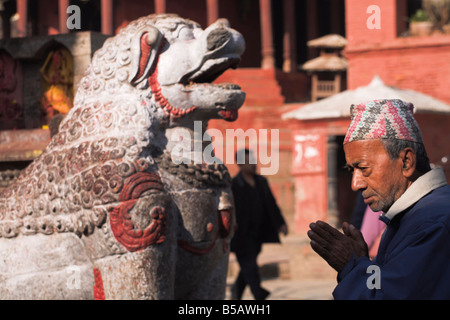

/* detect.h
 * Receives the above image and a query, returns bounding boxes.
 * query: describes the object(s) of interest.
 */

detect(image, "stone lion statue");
[0,14,245,299]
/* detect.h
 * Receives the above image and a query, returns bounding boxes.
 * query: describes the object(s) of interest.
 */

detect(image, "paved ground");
[225,277,336,300]
[224,233,339,300]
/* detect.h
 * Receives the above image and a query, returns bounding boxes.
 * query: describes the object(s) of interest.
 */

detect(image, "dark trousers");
[231,241,269,300]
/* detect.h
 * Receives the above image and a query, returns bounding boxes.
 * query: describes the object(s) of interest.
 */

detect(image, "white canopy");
[282,76,450,120]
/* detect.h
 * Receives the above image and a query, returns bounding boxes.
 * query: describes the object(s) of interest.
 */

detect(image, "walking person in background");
[230,148,288,300]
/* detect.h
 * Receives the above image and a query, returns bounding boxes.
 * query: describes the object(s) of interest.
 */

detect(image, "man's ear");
[400,147,417,178]
[130,26,165,86]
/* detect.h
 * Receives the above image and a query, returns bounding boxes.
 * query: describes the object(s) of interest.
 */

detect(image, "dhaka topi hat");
[343,99,424,144]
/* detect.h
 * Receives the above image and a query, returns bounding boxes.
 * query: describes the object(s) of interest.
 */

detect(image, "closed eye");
[343,164,353,173]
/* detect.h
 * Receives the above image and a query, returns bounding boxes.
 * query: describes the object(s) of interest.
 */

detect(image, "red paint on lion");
[178,232,219,256]
[218,209,232,238]
[93,268,105,300]
[178,209,233,255]
[135,33,152,82]
[109,172,168,252]
[145,38,198,118]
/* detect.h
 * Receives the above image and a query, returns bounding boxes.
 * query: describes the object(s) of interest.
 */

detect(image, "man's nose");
[351,170,367,191]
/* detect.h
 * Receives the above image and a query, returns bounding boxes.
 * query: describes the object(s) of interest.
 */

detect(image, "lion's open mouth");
[180,57,242,121]
[184,57,240,84]
[218,109,238,121]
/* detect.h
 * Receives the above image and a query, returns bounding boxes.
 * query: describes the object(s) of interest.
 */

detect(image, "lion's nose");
[214,18,230,28]
[207,28,231,51]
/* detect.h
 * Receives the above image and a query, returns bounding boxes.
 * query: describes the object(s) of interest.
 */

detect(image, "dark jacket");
[333,185,450,299]
[230,173,285,254]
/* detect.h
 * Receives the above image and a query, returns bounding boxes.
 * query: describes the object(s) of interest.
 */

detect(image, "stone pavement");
[225,277,336,300]
[225,233,338,300]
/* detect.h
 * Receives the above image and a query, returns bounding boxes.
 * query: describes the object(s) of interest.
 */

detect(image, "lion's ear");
[130,26,164,86]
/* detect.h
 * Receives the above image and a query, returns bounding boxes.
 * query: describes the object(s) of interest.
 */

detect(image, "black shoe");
[255,288,270,300]
[231,285,243,300]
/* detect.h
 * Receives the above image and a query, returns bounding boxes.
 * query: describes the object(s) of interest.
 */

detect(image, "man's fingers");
[307,229,328,248]
[343,222,366,243]
[308,226,332,261]
[309,239,329,261]
[308,221,360,273]
[349,224,365,242]
[317,220,344,237]
[342,222,369,258]
[310,239,347,272]
[310,220,344,240]
[342,222,351,236]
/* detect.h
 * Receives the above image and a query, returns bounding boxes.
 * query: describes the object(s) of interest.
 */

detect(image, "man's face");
[238,153,257,175]
[344,139,409,213]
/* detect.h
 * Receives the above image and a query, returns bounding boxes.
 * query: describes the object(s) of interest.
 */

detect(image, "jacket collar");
[235,172,246,187]
[379,167,448,224]
[235,172,261,187]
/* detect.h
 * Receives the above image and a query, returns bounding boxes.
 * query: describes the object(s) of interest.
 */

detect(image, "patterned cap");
[344,99,424,144]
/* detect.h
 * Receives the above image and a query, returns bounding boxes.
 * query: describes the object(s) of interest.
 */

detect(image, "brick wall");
[345,0,400,47]
[345,0,450,104]
[345,36,450,104]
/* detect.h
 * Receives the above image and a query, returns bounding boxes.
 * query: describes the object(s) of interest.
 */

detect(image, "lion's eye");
[192,28,202,39]
[177,27,194,40]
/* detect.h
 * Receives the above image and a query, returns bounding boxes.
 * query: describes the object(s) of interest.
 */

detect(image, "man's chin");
[368,202,388,213]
